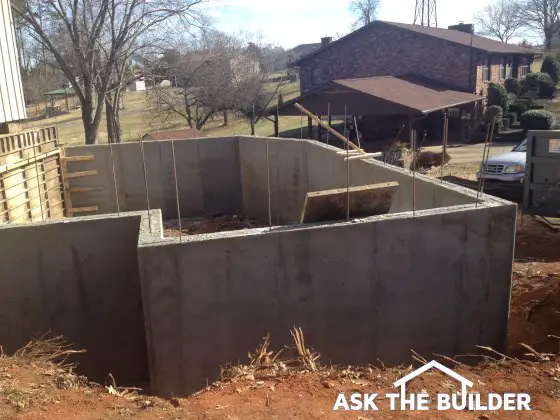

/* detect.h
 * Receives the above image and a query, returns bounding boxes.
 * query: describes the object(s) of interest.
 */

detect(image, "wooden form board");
[59,149,100,217]
[300,182,399,224]
[535,216,560,231]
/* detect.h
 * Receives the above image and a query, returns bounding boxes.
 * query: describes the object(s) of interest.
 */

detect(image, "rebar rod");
[108,140,120,215]
[266,141,272,231]
[171,140,182,242]
[139,136,152,233]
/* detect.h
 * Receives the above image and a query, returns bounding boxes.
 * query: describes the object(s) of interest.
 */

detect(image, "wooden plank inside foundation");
[300,182,399,224]
[64,170,98,179]
[535,216,560,230]
[61,155,95,162]
[70,206,99,213]
[68,186,103,194]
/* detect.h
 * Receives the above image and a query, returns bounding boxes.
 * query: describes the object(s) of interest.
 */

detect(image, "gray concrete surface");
[65,137,242,220]
[66,136,484,225]
[138,201,516,397]
[0,210,161,384]
[3,137,517,398]
[239,137,479,224]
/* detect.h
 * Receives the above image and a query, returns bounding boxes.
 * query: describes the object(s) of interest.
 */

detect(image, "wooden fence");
[0,126,65,224]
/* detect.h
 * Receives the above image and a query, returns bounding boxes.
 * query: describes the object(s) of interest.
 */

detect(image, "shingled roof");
[334,75,482,114]
[277,75,482,116]
[294,20,535,65]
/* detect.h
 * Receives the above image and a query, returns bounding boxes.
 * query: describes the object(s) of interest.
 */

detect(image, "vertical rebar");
[266,141,272,231]
[441,110,449,182]
[171,140,182,241]
[31,138,45,221]
[476,122,492,207]
[300,110,303,139]
[326,103,331,146]
[343,106,347,139]
[412,129,417,217]
[139,136,152,232]
[354,116,361,149]
[252,103,256,136]
[108,140,120,214]
[346,105,350,221]
[477,117,496,206]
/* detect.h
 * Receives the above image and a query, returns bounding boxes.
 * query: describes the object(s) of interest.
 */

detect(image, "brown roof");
[294,20,535,65]
[276,75,482,116]
[334,75,482,114]
[142,128,204,141]
[383,21,535,54]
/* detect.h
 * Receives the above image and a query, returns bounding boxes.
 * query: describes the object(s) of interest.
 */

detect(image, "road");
[424,142,519,164]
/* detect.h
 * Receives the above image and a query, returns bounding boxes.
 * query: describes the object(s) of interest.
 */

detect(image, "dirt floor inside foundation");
[2,212,560,419]
[163,214,268,237]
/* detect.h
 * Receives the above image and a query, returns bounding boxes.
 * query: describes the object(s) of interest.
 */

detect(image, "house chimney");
[321,37,332,48]
[448,23,474,34]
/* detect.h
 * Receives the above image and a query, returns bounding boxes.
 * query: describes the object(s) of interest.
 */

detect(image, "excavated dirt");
[163,214,268,237]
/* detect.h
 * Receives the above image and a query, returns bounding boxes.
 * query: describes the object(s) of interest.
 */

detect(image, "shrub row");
[519,110,556,130]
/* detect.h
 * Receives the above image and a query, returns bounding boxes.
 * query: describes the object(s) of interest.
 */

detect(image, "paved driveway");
[424,142,519,164]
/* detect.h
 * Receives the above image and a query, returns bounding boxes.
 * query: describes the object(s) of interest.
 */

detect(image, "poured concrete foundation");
[0,136,516,396]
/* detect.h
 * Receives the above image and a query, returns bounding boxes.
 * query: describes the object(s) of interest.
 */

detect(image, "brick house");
[292,21,536,97]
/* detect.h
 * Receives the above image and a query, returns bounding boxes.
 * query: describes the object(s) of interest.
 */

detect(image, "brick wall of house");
[474,55,532,95]
[298,23,476,94]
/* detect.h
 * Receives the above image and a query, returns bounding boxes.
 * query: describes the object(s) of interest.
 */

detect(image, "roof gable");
[293,20,535,65]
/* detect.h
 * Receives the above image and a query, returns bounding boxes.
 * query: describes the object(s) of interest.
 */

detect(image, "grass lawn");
[22,80,304,145]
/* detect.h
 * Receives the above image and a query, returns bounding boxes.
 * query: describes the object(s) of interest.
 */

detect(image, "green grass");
[22,80,303,145]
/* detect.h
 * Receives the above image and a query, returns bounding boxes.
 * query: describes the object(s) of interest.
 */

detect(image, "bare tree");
[474,0,526,42]
[521,0,560,49]
[349,0,380,29]
[11,0,203,144]
[231,40,286,135]
[149,31,240,130]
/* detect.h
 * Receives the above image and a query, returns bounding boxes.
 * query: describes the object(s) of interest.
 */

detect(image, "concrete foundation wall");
[65,137,242,220]
[66,136,478,224]
[138,202,516,397]
[239,137,478,224]
[0,211,157,384]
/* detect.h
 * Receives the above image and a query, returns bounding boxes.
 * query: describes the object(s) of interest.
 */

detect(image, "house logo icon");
[393,360,473,401]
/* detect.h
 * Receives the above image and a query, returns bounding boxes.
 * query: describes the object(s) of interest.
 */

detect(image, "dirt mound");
[163,214,267,237]
[507,214,560,356]
[509,263,560,356]
[4,343,560,419]
[516,214,560,262]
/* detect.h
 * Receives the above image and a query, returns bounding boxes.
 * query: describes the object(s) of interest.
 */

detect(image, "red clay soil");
[2,213,560,419]
[508,214,560,357]
[163,214,267,237]
[4,353,560,419]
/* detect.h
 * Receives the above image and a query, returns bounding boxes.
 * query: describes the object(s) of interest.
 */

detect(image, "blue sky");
[204,0,491,48]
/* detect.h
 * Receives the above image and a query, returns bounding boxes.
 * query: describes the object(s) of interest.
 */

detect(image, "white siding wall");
[0,1,27,123]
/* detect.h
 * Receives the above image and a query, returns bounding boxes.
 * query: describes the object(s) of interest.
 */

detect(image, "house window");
[482,56,490,82]
[518,65,529,79]
[500,57,507,79]
[506,60,513,78]
[311,67,324,86]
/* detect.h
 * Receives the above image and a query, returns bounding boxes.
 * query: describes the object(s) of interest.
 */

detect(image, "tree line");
[475,0,560,48]
[10,0,288,144]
